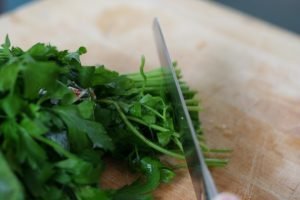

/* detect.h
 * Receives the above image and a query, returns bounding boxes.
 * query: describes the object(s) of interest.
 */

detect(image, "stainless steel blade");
[153,18,218,200]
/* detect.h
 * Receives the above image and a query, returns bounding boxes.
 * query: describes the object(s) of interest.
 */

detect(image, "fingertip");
[213,192,240,200]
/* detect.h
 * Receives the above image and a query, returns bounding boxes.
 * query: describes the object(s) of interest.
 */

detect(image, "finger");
[213,192,240,200]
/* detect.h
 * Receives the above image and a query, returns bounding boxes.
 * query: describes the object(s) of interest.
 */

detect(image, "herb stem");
[205,158,228,167]
[34,135,75,159]
[187,106,201,112]
[127,68,181,81]
[197,134,205,141]
[207,149,233,153]
[127,116,180,138]
[142,104,165,121]
[185,99,199,106]
[170,158,228,168]
[99,99,184,159]
[139,55,146,96]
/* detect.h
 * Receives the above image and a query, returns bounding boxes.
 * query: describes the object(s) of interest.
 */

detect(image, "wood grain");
[1,0,300,199]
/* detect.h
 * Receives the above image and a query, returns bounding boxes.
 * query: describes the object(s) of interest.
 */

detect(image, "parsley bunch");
[0,36,228,200]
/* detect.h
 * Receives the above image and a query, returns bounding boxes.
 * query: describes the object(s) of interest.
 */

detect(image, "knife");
[153,18,218,200]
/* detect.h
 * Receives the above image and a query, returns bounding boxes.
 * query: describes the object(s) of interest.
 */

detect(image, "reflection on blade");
[152,18,218,200]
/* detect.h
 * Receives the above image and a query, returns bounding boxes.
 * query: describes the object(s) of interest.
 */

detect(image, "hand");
[213,193,240,200]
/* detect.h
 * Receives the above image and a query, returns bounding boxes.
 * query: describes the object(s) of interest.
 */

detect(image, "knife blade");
[153,18,218,200]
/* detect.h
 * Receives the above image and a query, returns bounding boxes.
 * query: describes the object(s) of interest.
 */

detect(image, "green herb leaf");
[0,63,19,92]
[0,38,229,200]
[92,66,119,86]
[1,94,24,118]
[55,157,102,185]
[0,152,24,200]
[112,157,161,200]
[54,105,114,151]
[23,61,60,99]
[157,131,171,146]
[76,186,110,200]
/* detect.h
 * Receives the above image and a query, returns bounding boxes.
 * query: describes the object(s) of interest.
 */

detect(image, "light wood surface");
[1,0,300,199]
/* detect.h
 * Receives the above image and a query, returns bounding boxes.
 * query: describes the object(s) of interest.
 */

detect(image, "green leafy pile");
[0,36,228,200]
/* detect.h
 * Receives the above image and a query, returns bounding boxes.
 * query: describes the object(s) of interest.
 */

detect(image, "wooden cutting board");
[1,0,300,199]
